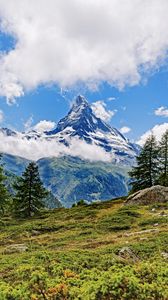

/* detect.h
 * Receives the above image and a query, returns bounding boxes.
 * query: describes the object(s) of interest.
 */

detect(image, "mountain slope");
[2,153,130,207]
[38,155,130,207]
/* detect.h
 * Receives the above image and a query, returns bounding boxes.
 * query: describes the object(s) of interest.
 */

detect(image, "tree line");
[129,130,168,192]
[0,160,48,217]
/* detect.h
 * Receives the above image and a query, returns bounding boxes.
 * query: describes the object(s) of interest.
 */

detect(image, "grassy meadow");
[0,199,168,299]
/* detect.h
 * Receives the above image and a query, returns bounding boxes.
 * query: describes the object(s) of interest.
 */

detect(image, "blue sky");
[0,0,168,145]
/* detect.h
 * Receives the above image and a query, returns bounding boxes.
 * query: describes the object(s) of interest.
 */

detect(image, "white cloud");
[0,1,168,102]
[120,126,131,134]
[137,123,168,146]
[154,106,168,117]
[24,116,33,132]
[33,120,56,132]
[108,97,116,101]
[0,110,4,123]
[91,100,116,121]
[0,132,111,162]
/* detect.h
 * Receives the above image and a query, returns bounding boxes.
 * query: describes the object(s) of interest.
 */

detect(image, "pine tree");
[129,135,159,192]
[0,155,10,214]
[13,162,48,217]
[158,130,168,186]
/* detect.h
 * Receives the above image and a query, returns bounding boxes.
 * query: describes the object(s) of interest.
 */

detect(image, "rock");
[159,211,168,217]
[4,244,28,254]
[161,252,168,259]
[139,237,148,241]
[31,230,41,236]
[124,228,159,237]
[125,185,168,206]
[118,247,139,262]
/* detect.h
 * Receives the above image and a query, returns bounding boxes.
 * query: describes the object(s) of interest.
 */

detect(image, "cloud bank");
[0,132,111,162]
[0,0,168,102]
[137,123,168,145]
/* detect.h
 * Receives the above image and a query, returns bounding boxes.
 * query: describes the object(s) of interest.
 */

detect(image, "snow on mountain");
[44,95,139,164]
[0,95,139,164]
[0,128,17,137]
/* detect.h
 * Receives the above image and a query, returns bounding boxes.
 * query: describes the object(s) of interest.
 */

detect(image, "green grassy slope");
[0,199,168,299]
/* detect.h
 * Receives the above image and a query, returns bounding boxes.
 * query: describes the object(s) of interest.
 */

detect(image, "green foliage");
[72,199,88,207]
[130,131,168,192]
[158,130,168,186]
[0,199,168,299]
[139,216,168,226]
[0,155,10,215]
[98,206,141,232]
[13,162,48,217]
[129,135,159,192]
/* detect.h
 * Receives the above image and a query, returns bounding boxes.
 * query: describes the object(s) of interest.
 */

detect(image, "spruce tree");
[13,162,48,217]
[158,130,168,186]
[0,155,10,215]
[129,135,159,192]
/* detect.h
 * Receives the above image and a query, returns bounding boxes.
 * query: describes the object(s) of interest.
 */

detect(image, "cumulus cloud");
[120,126,131,134]
[0,0,168,102]
[0,110,4,122]
[91,100,116,121]
[137,123,168,146]
[154,106,168,117]
[33,120,56,132]
[0,132,111,162]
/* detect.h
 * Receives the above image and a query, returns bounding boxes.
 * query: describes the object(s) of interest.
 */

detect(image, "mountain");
[0,95,139,165]
[45,95,139,165]
[0,95,140,206]
[37,155,130,207]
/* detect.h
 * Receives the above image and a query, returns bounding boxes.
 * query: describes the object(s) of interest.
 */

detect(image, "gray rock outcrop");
[126,185,168,205]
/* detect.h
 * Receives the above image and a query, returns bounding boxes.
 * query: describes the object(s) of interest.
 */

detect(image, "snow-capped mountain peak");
[44,95,139,164]
[0,95,140,165]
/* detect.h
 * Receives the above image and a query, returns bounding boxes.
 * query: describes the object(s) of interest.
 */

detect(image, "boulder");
[118,247,139,262]
[125,185,168,205]
[4,244,28,254]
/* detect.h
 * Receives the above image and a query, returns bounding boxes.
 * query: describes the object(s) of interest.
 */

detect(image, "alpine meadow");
[0,1,168,299]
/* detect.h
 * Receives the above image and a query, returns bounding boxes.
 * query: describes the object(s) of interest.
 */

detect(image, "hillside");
[0,199,168,299]
[2,154,131,207]
[38,156,130,207]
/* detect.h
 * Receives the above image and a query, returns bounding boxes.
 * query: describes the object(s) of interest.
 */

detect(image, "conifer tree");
[129,135,159,192]
[13,162,48,217]
[158,130,168,186]
[0,155,10,214]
